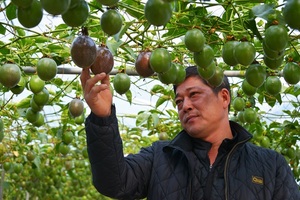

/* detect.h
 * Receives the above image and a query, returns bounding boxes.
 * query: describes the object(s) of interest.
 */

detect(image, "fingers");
[80,67,91,89]
[82,72,109,95]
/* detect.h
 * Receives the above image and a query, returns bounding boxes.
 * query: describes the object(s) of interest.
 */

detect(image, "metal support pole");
[22,66,247,77]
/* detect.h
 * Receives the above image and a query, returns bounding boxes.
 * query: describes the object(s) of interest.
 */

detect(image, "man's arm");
[272,153,300,199]
[85,105,154,199]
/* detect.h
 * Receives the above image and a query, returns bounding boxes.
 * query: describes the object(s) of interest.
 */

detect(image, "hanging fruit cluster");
[12,0,89,28]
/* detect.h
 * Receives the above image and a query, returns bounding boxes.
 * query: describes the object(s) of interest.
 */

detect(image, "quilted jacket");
[85,105,300,200]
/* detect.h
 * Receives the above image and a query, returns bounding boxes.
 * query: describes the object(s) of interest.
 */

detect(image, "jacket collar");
[163,121,252,152]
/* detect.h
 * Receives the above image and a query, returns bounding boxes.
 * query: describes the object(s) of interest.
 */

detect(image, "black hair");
[173,66,231,110]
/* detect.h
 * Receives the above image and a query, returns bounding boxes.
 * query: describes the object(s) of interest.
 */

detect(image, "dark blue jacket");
[85,105,300,200]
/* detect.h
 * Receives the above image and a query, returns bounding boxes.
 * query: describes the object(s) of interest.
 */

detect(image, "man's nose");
[182,98,193,112]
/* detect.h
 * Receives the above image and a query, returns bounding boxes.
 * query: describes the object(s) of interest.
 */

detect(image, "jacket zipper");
[224,138,249,200]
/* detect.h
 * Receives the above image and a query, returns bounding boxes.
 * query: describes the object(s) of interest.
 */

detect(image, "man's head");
[173,66,231,107]
[173,66,232,139]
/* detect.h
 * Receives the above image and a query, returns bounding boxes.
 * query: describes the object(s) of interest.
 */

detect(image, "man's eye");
[175,99,182,105]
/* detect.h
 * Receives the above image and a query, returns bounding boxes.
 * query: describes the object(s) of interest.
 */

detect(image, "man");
[80,66,300,199]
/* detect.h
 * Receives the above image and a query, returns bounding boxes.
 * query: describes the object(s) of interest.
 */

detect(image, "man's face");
[175,76,229,139]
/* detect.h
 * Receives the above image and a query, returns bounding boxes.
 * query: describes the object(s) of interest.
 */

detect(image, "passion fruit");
[69,98,84,118]
[283,0,300,30]
[262,39,285,59]
[135,51,154,78]
[245,64,266,88]
[144,0,172,26]
[70,35,97,68]
[29,75,45,94]
[197,61,216,80]
[17,0,43,28]
[149,48,171,73]
[37,57,58,81]
[194,44,215,68]
[62,0,89,27]
[0,63,21,88]
[233,41,256,66]
[91,45,114,74]
[265,76,282,96]
[173,64,186,85]
[264,25,289,52]
[263,55,284,70]
[100,9,122,36]
[41,0,71,15]
[283,62,300,84]
[10,76,26,94]
[184,29,206,52]
[222,41,239,66]
[11,0,33,8]
[96,0,119,6]
[158,63,178,84]
[207,65,224,87]
[242,79,257,96]
[113,73,131,95]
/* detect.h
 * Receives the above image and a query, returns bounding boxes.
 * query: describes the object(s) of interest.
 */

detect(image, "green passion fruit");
[243,108,257,124]
[69,98,84,118]
[262,39,285,59]
[113,73,131,95]
[37,57,58,81]
[11,0,34,8]
[101,9,122,36]
[91,45,114,75]
[197,61,216,80]
[222,41,239,66]
[264,76,282,96]
[96,0,119,6]
[29,75,45,94]
[194,44,215,69]
[144,0,172,26]
[62,0,89,27]
[135,51,154,78]
[173,64,186,85]
[158,63,178,84]
[283,62,300,85]
[0,63,21,88]
[232,97,246,112]
[33,88,49,106]
[41,0,71,15]
[70,35,97,68]
[283,0,300,30]
[263,55,284,70]
[25,108,40,123]
[245,64,266,88]
[17,0,43,28]
[149,48,171,73]
[241,79,257,96]
[184,29,206,53]
[233,41,256,66]
[207,65,224,87]
[264,25,289,52]
[10,76,26,94]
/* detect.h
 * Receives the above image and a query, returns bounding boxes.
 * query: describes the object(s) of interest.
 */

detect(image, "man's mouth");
[184,114,197,123]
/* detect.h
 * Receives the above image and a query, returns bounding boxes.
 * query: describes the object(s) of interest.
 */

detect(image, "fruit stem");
[81,27,89,36]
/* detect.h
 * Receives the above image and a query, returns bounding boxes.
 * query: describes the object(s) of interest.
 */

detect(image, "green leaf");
[125,89,132,104]
[150,84,165,95]
[136,112,151,126]
[0,24,6,35]
[16,97,31,108]
[6,3,17,20]
[251,4,275,20]
[151,113,159,128]
[156,95,169,108]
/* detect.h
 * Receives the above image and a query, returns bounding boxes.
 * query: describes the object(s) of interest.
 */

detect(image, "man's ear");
[220,88,231,109]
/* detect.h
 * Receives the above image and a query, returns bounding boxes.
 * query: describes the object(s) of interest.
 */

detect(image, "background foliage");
[0,0,299,199]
